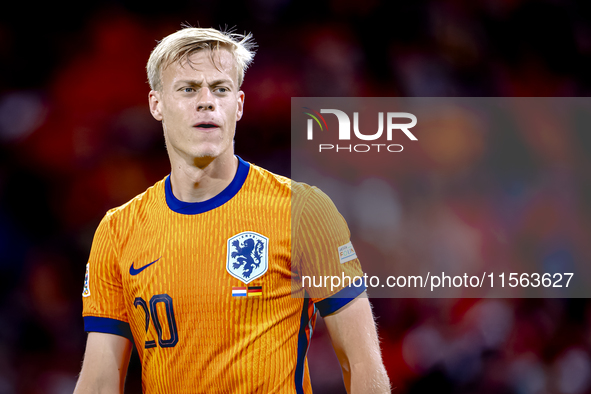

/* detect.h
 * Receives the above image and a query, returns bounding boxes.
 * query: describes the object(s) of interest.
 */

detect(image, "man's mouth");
[194,122,219,129]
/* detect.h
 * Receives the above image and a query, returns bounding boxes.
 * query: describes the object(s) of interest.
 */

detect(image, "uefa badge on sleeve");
[338,241,358,264]
[82,263,91,297]
[226,231,269,284]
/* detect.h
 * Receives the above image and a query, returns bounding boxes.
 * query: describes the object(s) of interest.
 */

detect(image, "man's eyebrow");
[174,79,234,87]
[208,79,233,86]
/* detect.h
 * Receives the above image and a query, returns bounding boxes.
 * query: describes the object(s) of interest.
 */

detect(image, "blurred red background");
[1,1,591,393]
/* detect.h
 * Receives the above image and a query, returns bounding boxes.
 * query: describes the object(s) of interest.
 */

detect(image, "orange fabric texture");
[82,159,364,393]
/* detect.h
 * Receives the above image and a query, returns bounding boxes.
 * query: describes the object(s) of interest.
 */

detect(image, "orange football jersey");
[82,156,365,393]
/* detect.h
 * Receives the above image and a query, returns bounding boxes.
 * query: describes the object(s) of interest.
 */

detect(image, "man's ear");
[149,90,163,121]
[236,91,245,121]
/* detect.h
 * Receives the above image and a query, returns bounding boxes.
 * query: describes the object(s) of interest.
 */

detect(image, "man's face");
[149,46,244,166]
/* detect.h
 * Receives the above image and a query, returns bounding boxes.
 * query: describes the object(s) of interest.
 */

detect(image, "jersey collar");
[164,156,250,215]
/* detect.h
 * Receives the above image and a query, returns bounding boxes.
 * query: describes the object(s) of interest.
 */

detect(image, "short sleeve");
[295,186,366,317]
[82,214,132,340]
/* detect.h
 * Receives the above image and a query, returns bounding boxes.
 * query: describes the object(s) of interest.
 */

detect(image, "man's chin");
[190,150,232,167]
[191,153,215,166]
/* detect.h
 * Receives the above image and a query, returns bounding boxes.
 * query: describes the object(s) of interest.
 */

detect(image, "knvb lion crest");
[226,231,269,284]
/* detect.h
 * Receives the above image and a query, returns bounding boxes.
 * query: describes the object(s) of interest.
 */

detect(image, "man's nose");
[196,88,215,111]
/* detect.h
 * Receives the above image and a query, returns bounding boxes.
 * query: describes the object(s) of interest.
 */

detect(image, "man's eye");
[183,87,195,93]
[216,87,228,93]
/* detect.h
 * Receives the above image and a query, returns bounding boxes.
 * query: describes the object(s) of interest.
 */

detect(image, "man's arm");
[324,295,391,394]
[73,332,133,394]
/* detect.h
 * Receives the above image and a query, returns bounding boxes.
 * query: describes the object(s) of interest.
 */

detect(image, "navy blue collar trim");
[165,156,250,215]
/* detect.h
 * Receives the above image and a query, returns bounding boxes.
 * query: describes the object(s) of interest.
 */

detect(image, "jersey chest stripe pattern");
[83,157,366,393]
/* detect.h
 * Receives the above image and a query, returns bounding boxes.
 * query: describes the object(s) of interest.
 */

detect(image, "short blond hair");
[147,27,256,91]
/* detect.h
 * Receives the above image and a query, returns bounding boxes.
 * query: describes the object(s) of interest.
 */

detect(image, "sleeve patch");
[82,263,91,297]
[338,241,357,264]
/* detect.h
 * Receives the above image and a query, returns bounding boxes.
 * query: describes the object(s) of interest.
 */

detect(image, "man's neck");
[169,154,239,203]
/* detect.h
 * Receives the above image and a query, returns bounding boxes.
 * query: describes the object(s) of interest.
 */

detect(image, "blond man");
[74,27,390,394]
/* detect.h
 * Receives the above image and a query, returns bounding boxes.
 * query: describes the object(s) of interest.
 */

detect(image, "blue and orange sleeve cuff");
[83,316,133,342]
[314,282,367,317]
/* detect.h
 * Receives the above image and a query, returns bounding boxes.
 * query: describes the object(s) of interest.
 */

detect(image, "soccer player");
[73,27,390,394]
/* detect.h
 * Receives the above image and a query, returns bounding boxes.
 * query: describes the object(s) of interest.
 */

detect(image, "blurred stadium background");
[2,0,591,393]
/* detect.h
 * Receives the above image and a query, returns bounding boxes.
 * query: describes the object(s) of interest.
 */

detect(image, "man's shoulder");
[247,162,316,198]
[247,162,333,215]
[247,162,291,188]
[103,177,166,221]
